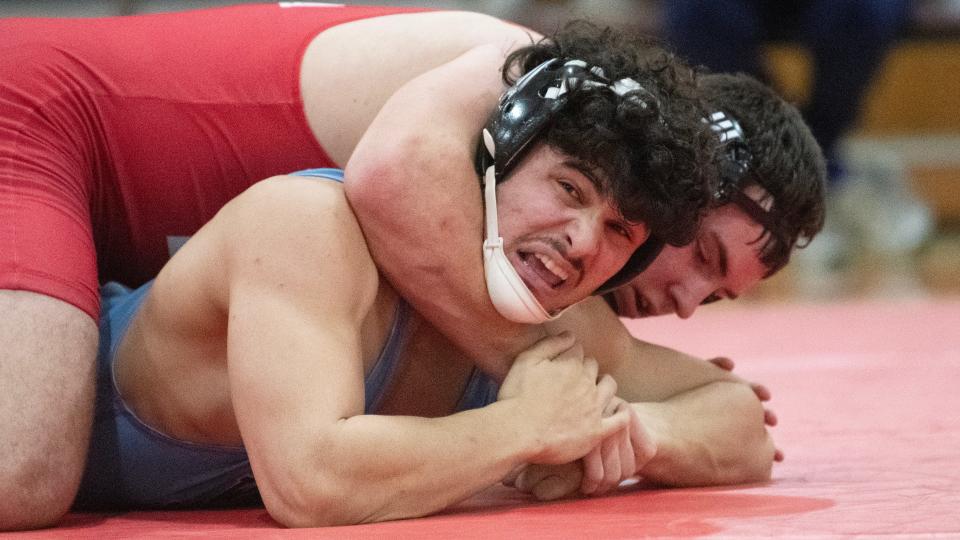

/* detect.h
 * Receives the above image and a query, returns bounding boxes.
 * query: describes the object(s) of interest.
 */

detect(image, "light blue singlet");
[73,169,498,510]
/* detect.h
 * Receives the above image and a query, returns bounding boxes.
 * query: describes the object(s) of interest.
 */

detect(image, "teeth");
[534,253,569,282]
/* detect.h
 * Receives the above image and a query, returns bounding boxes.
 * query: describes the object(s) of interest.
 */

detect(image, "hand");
[504,462,582,501]
[498,332,630,466]
[708,356,784,462]
[580,397,656,495]
[503,398,657,500]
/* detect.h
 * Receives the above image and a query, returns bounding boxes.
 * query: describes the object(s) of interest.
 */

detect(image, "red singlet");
[0,3,426,318]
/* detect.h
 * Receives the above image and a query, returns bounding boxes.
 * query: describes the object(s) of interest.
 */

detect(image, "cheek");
[646,250,691,280]
[624,278,646,298]
[734,268,766,293]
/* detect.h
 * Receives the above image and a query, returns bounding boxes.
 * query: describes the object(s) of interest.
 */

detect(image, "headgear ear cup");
[480,130,558,323]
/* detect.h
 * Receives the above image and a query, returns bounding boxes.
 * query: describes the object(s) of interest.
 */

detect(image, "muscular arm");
[219,177,618,527]
[345,39,545,379]
[632,381,774,486]
[547,297,775,486]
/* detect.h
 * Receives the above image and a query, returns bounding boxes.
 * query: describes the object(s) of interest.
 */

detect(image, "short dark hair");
[702,72,827,274]
[502,22,716,248]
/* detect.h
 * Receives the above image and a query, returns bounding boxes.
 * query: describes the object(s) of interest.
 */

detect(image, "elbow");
[720,433,775,485]
[259,463,369,529]
[265,485,407,528]
[343,132,428,214]
[263,483,360,529]
[342,153,393,217]
[716,382,776,484]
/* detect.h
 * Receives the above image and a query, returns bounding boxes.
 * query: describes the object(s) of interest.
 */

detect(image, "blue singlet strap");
[290,168,344,182]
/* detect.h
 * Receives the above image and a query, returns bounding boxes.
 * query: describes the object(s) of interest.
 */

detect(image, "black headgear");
[475,58,666,295]
[706,111,780,243]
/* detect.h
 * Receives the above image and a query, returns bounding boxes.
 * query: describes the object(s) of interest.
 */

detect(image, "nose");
[564,211,605,261]
[670,278,714,319]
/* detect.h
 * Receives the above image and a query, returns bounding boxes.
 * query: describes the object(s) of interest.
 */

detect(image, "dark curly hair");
[701,73,827,275]
[502,22,717,247]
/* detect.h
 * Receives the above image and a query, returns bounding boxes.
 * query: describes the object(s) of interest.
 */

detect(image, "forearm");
[266,401,537,527]
[345,45,547,375]
[549,298,742,402]
[634,381,775,487]
[615,339,743,403]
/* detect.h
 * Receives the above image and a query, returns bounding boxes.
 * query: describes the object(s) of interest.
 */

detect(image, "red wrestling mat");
[17,297,960,539]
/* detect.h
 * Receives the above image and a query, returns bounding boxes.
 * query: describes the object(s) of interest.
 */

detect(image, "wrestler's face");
[606,184,771,319]
[496,144,650,313]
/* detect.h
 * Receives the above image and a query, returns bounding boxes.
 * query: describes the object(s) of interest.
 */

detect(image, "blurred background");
[4,0,958,305]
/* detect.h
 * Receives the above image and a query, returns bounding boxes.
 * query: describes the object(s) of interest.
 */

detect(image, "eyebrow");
[562,159,603,191]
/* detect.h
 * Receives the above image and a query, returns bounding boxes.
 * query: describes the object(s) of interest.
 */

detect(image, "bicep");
[342,45,551,368]
[217,177,378,502]
[227,280,372,521]
[227,284,365,472]
[345,42,511,191]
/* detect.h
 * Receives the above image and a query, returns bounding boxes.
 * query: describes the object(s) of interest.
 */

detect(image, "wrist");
[485,399,547,466]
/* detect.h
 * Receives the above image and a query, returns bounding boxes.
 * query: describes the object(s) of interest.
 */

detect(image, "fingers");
[582,420,636,496]
[580,445,603,495]
[774,448,785,462]
[615,409,638,480]
[593,436,621,495]
[532,474,580,501]
[595,374,618,413]
[708,356,735,371]
[764,408,778,426]
[514,465,542,493]
[581,356,598,383]
[581,437,621,496]
[586,409,631,493]
[597,406,630,440]
[515,463,582,501]
[751,383,772,402]
[502,464,526,487]
[625,403,656,470]
[520,331,578,363]
[601,430,631,494]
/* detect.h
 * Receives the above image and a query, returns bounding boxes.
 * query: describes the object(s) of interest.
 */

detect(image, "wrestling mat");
[17,297,960,539]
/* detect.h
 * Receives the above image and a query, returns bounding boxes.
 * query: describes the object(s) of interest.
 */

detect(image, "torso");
[115,279,479,446]
[114,185,479,447]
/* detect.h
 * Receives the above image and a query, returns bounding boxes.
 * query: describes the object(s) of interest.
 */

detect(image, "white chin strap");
[481,130,560,324]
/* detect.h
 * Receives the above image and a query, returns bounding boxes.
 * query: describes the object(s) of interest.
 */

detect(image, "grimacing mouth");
[518,249,569,289]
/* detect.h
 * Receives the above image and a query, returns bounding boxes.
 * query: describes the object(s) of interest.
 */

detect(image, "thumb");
[597,407,630,440]
[532,472,581,501]
[502,464,527,487]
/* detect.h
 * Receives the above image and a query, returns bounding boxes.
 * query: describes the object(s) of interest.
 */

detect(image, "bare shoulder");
[226,175,352,224]
[222,175,371,262]
[216,176,380,315]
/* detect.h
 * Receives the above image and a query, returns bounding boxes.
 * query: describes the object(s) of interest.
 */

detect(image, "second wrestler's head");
[606,72,827,319]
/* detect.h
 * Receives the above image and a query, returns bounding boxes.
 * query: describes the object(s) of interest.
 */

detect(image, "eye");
[609,222,632,241]
[701,293,722,305]
[696,240,709,265]
[558,180,582,202]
